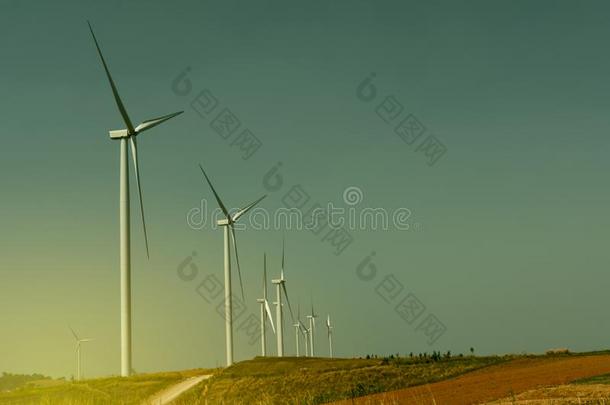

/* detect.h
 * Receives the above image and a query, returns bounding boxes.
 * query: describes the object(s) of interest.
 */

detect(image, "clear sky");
[1,0,609,378]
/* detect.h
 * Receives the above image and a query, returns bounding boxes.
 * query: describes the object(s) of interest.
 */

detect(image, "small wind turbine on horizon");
[300,316,310,357]
[88,21,183,377]
[293,303,303,357]
[199,165,266,366]
[326,314,334,358]
[70,327,93,381]
[306,301,318,357]
[257,253,276,357]
[272,237,295,357]
[295,300,310,357]
[299,320,311,357]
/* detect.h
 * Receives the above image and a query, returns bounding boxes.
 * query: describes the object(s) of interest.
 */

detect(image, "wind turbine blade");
[263,253,267,300]
[135,111,183,133]
[281,283,295,323]
[79,339,94,342]
[327,314,331,328]
[198,165,229,218]
[229,225,245,302]
[264,300,276,334]
[130,137,150,259]
[281,236,285,279]
[232,195,266,222]
[87,21,135,134]
[69,326,79,341]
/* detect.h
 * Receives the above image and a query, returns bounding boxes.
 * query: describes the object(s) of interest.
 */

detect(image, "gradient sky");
[1,0,609,378]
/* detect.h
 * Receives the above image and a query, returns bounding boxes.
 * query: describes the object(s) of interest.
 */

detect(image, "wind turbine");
[272,237,294,357]
[256,253,276,356]
[293,304,302,357]
[70,327,93,381]
[306,301,318,357]
[294,300,310,357]
[301,321,310,357]
[199,165,266,366]
[88,22,182,377]
[326,314,334,358]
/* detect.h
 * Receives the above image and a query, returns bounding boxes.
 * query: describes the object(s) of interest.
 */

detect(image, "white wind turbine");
[295,301,310,357]
[272,238,294,357]
[293,303,302,357]
[306,301,318,357]
[199,165,266,366]
[88,22,182,377]
[70,327,93,381]
[300,317,310,357]
[326,314,334,358]
[256,253,276,357]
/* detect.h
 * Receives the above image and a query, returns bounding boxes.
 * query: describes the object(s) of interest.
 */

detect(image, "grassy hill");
[5,353,603,404]
[0,369,212,405]
[172,355,512,404]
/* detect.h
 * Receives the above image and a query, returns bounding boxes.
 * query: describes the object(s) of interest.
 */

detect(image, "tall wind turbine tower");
[272,238,294,357]
[306,302,318,357]
[293,304,302,357]
[326,314,334,358]
[301,321,310,357]
[256,253,276,356]
[199,165,265,366]
[296,303,310,357]
[70,327,93,381]
[88,22,182,376]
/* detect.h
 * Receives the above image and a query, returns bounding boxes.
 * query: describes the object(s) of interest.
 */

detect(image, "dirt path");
[333,354,610,405]
[143,374,211,405]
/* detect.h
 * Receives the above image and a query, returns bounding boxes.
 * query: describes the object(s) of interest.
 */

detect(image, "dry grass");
[339,354,610,405]
[487,384,610,404]
[0,369,212,405]
[172,355,509,405]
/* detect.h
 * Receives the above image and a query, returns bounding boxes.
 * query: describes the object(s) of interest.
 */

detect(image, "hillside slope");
[0,369,212,405]
[335,354,610,405]
[173,355,509,404]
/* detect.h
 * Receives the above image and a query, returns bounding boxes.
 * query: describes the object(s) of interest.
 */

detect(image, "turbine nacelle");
[109,111,184,140]
[109,129,130,139]
[217,218,231,226]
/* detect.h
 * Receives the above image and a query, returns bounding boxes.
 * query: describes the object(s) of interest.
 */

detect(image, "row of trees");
[0,372,51,392]
[364,347,476,363]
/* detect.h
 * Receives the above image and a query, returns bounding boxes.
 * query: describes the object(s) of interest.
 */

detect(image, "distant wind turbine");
[295,300,310,357]
[88,21,183,377]
[326,314,334,358]
[306,301,318,357]
[199,165,266,366]
[272,237,295,357]
[70,327,93,381]
[256,253,276,356]
[293,303,303,357]
[300,317,310,357]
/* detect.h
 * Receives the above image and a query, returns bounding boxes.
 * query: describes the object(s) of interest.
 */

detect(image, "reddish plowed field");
[333,355,610,405]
